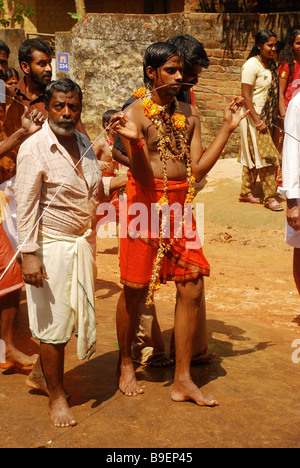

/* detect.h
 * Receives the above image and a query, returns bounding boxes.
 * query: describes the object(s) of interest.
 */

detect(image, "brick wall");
[184,11,300,154]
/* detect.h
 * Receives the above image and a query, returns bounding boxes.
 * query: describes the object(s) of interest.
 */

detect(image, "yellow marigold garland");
[134,87,147,99]
[172,113,186,130]
[134,88,196,307]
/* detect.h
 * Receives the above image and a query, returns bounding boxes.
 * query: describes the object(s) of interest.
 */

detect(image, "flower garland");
[133,87,196,307]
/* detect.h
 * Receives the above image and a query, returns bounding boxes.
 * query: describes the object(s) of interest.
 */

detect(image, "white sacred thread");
[0,81,299,281]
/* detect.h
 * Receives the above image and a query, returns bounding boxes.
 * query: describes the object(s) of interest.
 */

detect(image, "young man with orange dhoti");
[110,42,249,406]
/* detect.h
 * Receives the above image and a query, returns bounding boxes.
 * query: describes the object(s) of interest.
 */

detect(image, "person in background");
[0,105,45,369]
[279,29,300,118]
[239,29,283,211]
[5,68,19,97]
[0,39,44,370]
[96,109,128,242]
[274,41,285,63]
[276,30,300,186]
[167,34,209,105]
[278,92,300,294]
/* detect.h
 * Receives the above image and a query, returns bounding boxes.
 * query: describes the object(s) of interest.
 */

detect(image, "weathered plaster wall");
[56,14,186,141]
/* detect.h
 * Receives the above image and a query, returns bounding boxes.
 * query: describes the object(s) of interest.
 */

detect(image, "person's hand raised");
[222,97,250,133]
[21,107,45,136]
[108,112,140,144]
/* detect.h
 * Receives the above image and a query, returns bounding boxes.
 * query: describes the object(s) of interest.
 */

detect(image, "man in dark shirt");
[2,38,53,178]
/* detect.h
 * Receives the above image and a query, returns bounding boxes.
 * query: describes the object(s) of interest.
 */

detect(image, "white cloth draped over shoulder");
[278,92,300,247]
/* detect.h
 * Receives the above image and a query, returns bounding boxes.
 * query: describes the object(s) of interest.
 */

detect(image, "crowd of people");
[0,28,299,428]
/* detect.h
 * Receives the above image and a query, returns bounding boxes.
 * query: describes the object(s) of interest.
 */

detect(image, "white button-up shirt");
[15,120,102,253]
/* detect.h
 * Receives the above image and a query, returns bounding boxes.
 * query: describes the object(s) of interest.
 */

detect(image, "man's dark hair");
[18,38,53,66]
[143,41,180,87]
[0,40,10,58]
[44,78,82,109]
[167,35,209,69]
[102,109,119,128]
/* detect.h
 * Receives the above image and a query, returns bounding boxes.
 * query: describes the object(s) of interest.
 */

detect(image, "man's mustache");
[57,117,76,125]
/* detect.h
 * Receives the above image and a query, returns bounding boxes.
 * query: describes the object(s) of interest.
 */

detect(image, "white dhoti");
[26,229,97,360]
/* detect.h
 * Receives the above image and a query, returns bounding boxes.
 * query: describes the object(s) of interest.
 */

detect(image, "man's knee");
[124,286,148,308]
[0,289,20,311]
[176,276,204,305]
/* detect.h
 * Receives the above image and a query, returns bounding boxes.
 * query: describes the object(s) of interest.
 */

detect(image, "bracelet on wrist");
[130,139,144,153]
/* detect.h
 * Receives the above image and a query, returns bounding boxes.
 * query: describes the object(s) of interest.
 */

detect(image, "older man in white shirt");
[278,91,300,293]
[15,79,120,428]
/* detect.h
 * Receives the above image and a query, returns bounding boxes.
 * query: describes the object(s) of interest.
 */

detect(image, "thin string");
[191,82,300,143]
[0,81,299,281]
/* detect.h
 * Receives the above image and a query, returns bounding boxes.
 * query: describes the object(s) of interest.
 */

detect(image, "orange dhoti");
[119,174,210,289]
[0,224,23,298]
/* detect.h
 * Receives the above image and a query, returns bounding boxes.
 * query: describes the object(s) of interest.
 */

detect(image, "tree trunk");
[74,0,86,17]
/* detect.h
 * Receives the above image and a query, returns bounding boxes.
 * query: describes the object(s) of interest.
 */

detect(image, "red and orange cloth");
[279,61,300,109]
[119,173,210,289]
[0,224,23,298]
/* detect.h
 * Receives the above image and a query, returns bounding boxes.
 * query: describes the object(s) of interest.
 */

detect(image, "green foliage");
[0,0,35,27]
[67,12,82,20]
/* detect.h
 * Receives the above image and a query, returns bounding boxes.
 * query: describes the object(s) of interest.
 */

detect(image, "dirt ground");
[0,159,300,449]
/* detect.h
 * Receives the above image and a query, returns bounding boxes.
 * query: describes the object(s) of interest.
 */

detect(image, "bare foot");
[171,378,219,407]
[48,393,77,428]
[5,346,38,368]
[118,362,144,396]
